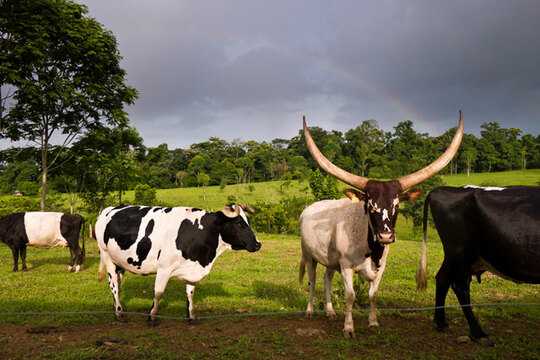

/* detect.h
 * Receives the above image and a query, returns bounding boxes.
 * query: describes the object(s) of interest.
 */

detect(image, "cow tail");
[98,255,106,282]
[299,258,306,285]
[416,193,430,291]
[81,217,86,259]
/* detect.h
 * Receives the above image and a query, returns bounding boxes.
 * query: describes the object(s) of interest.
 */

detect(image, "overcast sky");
[38,1,540,147]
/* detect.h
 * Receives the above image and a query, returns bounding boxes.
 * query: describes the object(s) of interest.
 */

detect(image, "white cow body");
[300,198,389,338]
[24,212,68,248]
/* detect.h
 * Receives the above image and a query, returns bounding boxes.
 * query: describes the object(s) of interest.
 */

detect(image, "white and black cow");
[95,204,261,324]
[0,212,85,272]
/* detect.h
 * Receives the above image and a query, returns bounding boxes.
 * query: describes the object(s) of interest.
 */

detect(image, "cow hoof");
[115,313,126,322]
[343,329,356,339]
[22,267,28,272]
[368,321,380,328]
[326,311,337,320]
[68,266,73,272]
[187,318,198,325]
[434,321,449,332]
[74,265,81,273]
[12,268,18,272]
[473,336,495,347]
[305,311,313,320]
[147,317,160,327]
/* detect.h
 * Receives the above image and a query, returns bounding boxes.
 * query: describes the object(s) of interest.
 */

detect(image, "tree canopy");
[0,0,137,209]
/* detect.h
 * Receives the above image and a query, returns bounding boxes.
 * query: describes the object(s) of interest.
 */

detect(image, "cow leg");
[305,258,317,319]
[186,283,196,322]
[341,268,356,338]
[11,247,19,272]
[324,268,336,320]
[434,260,452,331]
[451,274,491,343]
[68,247,75,272]
[368,245,389,327]
[148,270,170,326]
[20,245,28,271]
[102,254,124,320]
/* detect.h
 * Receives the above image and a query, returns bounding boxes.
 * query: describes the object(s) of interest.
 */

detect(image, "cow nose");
[378,233,394,244]
[254,241,262,251]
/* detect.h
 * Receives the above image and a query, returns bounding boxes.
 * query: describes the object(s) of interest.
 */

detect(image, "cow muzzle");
[249,241,262,252]
[377,232,395,244]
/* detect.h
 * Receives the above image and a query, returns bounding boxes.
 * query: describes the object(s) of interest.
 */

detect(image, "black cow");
[0,212,85,272]
[416,185,540,345]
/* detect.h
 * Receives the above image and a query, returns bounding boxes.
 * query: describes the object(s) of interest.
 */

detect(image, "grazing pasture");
[0,232,538,359]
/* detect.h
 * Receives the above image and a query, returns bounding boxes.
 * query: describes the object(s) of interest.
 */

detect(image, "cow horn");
[398,111,464,191]
[303,116,369,190]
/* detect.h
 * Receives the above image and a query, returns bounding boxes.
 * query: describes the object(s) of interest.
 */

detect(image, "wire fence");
[1,302,539,321]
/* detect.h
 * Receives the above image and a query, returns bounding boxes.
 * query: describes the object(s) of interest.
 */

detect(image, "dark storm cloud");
[74,0,540,147]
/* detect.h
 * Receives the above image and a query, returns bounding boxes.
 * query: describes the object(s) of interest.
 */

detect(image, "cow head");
[344,183,422,244]
[304,111,464,245]
[219,204,261,252]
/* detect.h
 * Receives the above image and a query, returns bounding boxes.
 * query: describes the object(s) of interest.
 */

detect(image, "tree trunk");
[40,138,48,211]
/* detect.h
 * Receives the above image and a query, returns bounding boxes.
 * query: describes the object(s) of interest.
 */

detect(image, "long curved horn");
[398,111,464,191]
[303,116,369,190]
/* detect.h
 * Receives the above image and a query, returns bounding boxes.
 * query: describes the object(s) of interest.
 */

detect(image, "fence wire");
[1,302,539,321]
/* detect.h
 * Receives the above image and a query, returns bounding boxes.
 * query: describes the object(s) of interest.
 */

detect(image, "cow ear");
[344,188,365,203]
[220,205,238,218]
[239,203,255,214]
[399,189,422,202]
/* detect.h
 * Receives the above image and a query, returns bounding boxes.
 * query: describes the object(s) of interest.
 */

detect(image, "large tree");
[0,0,137,210]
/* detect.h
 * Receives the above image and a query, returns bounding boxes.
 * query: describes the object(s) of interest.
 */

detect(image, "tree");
[67,126,143,211]
[344,120,384,176]
[0,0,137,210]
[175,170,188,187]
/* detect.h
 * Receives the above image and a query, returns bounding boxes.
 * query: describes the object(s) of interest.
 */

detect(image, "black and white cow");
[95,204,261,324]
[0,212,85,272]
[416,185,540,345]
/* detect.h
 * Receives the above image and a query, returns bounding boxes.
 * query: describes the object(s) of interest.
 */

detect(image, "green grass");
[441,169,540,187]
[1,234,538,324]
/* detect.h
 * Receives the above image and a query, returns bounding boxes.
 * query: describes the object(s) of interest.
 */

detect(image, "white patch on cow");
[24,212,68,247]
[368,199,381,213]
[382,209,389,221]
[74,265,80,273]
[392,197,399,216]
[464,185,505,191]
[383,224,391,232]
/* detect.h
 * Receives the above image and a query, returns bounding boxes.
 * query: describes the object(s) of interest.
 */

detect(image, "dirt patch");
[0,313,538,359]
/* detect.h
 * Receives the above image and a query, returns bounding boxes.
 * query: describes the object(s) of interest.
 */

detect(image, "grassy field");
[0,233,538,359]
[0,169,538,358]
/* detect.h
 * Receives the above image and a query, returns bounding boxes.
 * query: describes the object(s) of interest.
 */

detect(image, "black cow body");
[0,212,85,272]
[417,186,540,343]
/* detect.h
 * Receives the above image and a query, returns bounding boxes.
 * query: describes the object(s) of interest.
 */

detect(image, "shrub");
[0,196,40,217]
[250,196,312,235]
[134,184,157,205]
[309,169,340,201]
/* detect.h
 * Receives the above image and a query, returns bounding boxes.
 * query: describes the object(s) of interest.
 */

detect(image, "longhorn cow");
[300,112,464,338]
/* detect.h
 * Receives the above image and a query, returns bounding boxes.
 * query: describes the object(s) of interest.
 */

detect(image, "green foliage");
[0,196,39,216]
[399,175,445,236]
[0,0,137,209]
[308,169,340,201]
[134,184,156,205]
[250,196,311,234]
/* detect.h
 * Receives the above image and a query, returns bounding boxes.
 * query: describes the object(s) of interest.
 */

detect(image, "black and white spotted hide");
[95,204,260,324]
